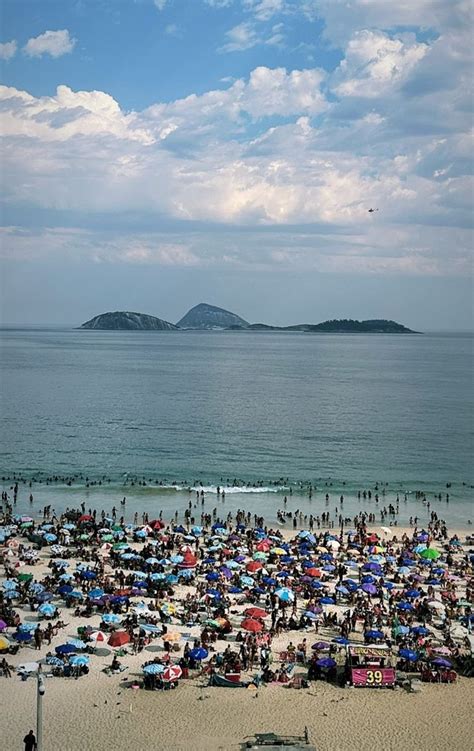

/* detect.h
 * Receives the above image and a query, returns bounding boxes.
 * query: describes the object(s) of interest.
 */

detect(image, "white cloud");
[153,0,168,9]
[219,22,260,52]
[0,40,17,60]
[219,17,286,51]
[303,0,471,44]
[23,29,76,59]
[243,0,285,21]
[333,30,428,98]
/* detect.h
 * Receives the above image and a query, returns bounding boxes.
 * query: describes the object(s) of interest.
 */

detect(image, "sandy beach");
[1,518,473,751]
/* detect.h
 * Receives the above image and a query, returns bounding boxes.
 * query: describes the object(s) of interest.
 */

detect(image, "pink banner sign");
[351,667,395,687]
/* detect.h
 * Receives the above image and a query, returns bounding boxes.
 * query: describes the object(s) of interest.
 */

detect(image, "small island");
[80,311,177,331]
[79,305,418,333]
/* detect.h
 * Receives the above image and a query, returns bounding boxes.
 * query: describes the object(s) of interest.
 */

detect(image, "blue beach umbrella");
[397,601,414,611]
[14,631,32,642]
[67,639,87,650]
[316,657,336,669]
[365,630,384,641]
[399,649,419,662]
[55,644,76,655]
[69,654,89,666]
[38,603,56,617]
[189,647,208,661]
[102,613,121,624]
[58,585,73,595]
[143,663,164,675]
[89,588,105,599]
[275,587,294,603]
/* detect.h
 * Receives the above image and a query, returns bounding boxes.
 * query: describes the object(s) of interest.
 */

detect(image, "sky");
[0,0,473,329]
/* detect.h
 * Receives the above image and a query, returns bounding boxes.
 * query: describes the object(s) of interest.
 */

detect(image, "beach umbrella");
[361,583,377,595]
[420,548,440,560]
[189,647,208,661]
[108,631,130,648]
[89,630,106,643]
[240,575,255,587]
[89,588,105,599]
[312,642,330,651]
[102,614,121,625]
[244,607,268,619]
[162,665,182,682]
[140,624,161,634]
[67,639,87,650]
[333,637,349,645]
[399,649,419,662]
[143,663,164,675]
[397,601,414,611]
[428,600,445,610]
[3,580,18,590]
[0,635,10,649]
[316,657,336,669]
[56,643,76,655]
[19,623,39,632]
[14,631,32,642]
[161,632,180,644]
[69,654,89,666]
[275,587,294,603]
[410,626,430,636]
[38,603,56,617]
[365,630,384,641]
[405,589,421,598]
[0,619,7,632]
[44,655,64,667]
[320,597,335,605]
[246,561,263,573]
[393,625,410,636]
[242,618,264,633]
[432,657,452,668]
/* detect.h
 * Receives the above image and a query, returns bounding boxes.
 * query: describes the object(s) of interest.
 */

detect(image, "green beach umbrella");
[420,548,440,560]
[101,534,114,542]
[18,573,33,582]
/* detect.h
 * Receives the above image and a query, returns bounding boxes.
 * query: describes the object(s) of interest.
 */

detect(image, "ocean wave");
[157,485,287,494]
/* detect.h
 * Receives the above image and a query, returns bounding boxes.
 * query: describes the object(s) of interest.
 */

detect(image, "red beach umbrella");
[108,631,130,647]
[241,618,264,633]
[246,561,263,573]
[244,607,268,619]
[162,665,182,682]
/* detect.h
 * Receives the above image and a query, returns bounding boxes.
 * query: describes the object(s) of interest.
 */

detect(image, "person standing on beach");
[23,730,37,751]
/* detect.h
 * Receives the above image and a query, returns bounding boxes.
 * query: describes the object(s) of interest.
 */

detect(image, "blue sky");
[0,0,473,328]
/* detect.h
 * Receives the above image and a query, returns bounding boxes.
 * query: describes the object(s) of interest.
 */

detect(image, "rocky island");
[80,311,177,330]
[176,303,249,330]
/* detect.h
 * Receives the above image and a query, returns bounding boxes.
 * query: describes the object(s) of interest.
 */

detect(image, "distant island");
[80,311,177,330]
[79,304,418,333]
[177,303,249,330]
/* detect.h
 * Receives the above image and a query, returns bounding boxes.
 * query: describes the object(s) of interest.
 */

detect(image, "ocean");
[0,328,473,526]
